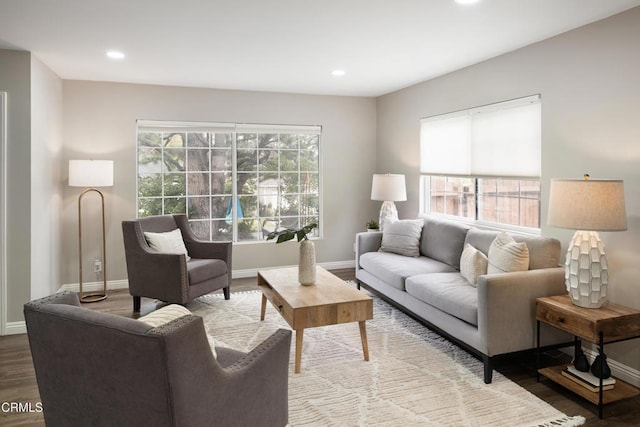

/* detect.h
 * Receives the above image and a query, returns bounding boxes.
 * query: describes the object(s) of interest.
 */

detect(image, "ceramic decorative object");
[266,222,318,286]
[565,230,609,308]
[298,240,316,285]
[573,341,590,372]
[591,348,612,379]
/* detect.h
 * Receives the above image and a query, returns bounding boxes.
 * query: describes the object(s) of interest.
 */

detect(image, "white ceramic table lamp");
[371,173,407,231]
[69,160,114,303]
[547,175,627,308]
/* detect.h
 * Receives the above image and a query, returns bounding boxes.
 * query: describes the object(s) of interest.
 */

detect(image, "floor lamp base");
[79,292,107,303]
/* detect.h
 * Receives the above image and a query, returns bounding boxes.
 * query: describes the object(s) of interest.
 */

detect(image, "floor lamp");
[371,173,407,231]
[69,160,114,303]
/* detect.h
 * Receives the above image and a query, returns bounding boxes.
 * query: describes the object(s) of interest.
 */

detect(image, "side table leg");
[260,294,267,321]
[536,319,541,382]
[598,331,604,419]
[295,329,304,374]
[359,321,370,361]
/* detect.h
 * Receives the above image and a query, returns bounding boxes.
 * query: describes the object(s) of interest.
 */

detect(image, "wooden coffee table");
[257,266,373,373]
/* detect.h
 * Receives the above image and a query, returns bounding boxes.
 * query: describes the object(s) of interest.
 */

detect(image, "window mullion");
[231,132,238,243]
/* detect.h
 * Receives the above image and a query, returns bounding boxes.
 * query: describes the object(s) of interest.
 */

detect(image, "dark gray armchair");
[24,292,291,427]
[122,214,232,311]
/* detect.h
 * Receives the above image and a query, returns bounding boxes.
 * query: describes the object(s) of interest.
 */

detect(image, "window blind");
[420,95,541,178]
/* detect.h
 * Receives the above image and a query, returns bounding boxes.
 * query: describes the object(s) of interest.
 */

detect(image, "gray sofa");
[356,215,567,383]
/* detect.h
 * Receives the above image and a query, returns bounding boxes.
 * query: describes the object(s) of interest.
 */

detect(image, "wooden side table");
[536,295,640,418]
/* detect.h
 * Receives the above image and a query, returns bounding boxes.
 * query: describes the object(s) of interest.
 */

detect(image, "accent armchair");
[122,214,232,311]
[24,292,292,427]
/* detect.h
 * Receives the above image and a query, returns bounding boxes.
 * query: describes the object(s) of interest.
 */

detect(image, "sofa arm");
[477,267,566,356]
[355,231,383,269]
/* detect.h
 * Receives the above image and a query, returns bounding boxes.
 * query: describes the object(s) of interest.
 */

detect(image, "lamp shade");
[69,160,114,188]
[547,178,626,231]
[371,174,407,202]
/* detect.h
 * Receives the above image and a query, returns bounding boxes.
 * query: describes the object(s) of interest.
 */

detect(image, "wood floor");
[1,268,638,426]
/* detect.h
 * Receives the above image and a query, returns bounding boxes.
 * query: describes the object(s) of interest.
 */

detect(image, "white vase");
[298,240,316,285]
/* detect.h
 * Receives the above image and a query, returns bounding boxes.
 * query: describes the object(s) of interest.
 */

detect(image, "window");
[420,95,541,231]
[136,121,321,243]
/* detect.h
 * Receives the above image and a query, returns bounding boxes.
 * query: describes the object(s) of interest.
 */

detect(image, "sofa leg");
[483,357,493,384]
[223,286,230,300]
[133,296,141,312]
[356,280,361,290]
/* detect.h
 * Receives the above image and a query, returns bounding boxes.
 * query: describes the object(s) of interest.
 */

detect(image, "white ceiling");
[1,0,639,97]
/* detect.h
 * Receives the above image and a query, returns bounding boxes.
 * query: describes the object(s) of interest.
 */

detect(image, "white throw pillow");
[138,304,217,358]
[138,304,192,328]
[460,244,488,287]
[144,228,191,261]
[379,219,423,257]
[487,232,529,274]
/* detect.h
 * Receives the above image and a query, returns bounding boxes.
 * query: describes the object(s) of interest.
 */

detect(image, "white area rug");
[191,289,585,427]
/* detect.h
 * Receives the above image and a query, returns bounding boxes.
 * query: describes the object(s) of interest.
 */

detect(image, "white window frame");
[136,120,322,244]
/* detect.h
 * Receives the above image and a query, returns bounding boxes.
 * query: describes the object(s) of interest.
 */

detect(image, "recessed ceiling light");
[331,70,345,77]
[106,51,125,60]
[455,0,480,4]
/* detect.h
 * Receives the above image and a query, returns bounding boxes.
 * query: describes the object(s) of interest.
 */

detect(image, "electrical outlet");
[93,259,102,273]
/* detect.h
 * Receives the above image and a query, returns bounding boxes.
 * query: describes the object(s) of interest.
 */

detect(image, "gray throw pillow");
[379,219,423,257]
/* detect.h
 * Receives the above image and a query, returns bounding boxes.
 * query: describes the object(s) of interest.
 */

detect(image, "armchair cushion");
[188,258,228,284]
[144,228,191,261]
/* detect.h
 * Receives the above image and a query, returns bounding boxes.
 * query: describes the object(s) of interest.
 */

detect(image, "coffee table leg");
[295,329,304,373]
[260,294,267,321]
[359,321,370,361]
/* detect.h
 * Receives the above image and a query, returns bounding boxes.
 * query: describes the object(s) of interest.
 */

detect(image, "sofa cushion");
[420,216,470,270]
[359,252,456,291]
[379,219,423,257]
[405,273,478,326]
[187,258,228,284]
[460,244,488,286]
[464,229,561,270]
[487,233,529,273]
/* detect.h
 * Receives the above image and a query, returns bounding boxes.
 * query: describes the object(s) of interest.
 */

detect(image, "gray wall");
[30,56,63,300]
[0,49,31,323]
[61,81,377,285]
[377,8,640,371]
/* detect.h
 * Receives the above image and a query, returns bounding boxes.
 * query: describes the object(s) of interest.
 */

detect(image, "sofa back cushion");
[420,216,470,270]
[464,228,561,270]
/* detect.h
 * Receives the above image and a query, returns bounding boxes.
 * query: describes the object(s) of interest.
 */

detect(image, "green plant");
[266,223,318,243]
[366,219,379,230]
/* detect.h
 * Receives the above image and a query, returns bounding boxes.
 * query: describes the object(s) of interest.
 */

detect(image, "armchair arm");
[219,328,292,426]
[25,290,80,309]
[355,231,383,270]
[477,267,566,356]
[156,317,291,427]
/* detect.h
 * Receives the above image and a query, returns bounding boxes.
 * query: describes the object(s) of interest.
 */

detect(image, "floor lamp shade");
[69,160,114,303]
[69,160,114,187]
[371,174,407,231]
[547,178,627,308]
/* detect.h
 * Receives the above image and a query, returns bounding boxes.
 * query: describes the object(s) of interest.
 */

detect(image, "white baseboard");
[232,260,355,279]
[57,279,130,293]
[3,320,27,335]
